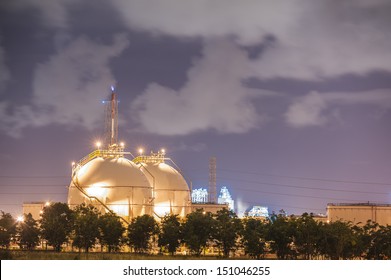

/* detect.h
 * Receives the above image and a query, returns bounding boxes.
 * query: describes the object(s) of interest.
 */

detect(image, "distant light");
[111,85,115,91]
[96,141,101,148]
[161,148,166,154]
[45,201,50,207]
[71,161,75,166]
[17,216,24,222]
[202,211,206,215]
[120,142,125,147]
[138,148,144,155]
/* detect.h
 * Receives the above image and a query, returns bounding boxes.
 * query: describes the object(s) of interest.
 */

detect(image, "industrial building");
[246,206,269,218]
[22,202,49,220]
[67,87,192,222]
[327,203,391,226]
[217,186,235,211]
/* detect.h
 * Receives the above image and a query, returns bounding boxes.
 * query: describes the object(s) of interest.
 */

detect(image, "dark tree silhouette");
[98,212,125,252]
[0,211,16,249]
[182,209,214,256]
[127,214,159,253]
[267,212,297,259]
[18,213,40,250]
[158,214,182,255]
[294,213,321,259]
[40,202,73,252]
[213,208,242,257]
[72,203,100,253]
[241,217,268,259]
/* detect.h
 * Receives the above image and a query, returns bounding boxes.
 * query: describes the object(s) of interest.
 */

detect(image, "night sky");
[1,0,391,217]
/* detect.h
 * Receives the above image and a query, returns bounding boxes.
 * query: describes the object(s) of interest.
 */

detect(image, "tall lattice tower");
[209,156,217,203]
[104,86,119,149]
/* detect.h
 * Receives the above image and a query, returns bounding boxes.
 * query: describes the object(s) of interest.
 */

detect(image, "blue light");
[111,85,115,91]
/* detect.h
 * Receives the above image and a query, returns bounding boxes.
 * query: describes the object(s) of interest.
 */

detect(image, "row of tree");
[1,203,390,259]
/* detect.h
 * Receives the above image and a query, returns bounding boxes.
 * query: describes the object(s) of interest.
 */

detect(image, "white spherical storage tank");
[137,161,191,218]
[68,156,152,221]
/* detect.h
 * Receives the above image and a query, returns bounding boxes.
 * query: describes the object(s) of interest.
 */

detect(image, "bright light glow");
[154,202,171,217]
[138,148,144,155]
[111,85,115,91]
[120,142,125,147]
[109,200,129,216]
[71,161,75,166]
[86,182,108,198]
[161,148,166,154]
[45,201,50,207]
[16,216,24,222]
[96,141,101,148]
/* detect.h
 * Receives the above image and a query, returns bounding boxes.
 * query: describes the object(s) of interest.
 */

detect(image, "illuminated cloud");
[285,91,328,127]
[0,34,129,137]
[111,0,391,134]
[131,40,271,135]
[285,89,391,127]
[113,0,391,79]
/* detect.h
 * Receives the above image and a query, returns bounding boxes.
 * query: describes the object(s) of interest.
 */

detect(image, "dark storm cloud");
[4,0,75,28]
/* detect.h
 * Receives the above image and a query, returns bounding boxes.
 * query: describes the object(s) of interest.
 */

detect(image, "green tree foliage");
[40,202,73,252]
[213,208,242,257]
[241,217,268,259]
[158,214,182,255]
[0,211,16,249]
[128,214,159,253]
[267,212,297,259]
[182,209,214,256]
[318,220,355,260]
[72,204,100,252]
[98,212,125,252]
[365,222,391,260]
[294,213,321,259]
[18,213,40,250]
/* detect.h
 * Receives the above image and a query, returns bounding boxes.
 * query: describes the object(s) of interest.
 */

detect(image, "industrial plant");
[67,87,197,222]
[22,87,391,228]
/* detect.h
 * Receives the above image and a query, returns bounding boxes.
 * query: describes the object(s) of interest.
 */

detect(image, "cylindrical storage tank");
[68,157,152,221]
[138,162,191,218]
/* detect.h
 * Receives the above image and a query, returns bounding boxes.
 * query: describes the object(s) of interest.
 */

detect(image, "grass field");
[1,250,247,260]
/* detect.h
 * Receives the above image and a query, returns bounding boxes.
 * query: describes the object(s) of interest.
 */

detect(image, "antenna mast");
[104,86,118,149]
[209,156,217,203]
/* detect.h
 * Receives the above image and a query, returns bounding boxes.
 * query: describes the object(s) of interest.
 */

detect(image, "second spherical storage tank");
[137,161,191,218]
[68,156,153,221]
